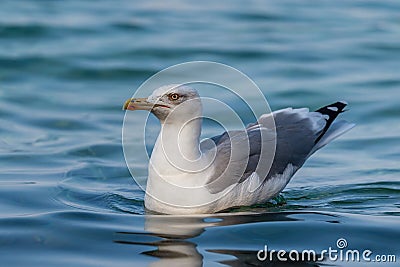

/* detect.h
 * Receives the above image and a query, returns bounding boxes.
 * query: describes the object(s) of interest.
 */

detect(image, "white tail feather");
[309,120,355,156]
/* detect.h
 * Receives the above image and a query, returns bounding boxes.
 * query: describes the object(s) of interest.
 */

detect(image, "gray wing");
[203,108,326,194]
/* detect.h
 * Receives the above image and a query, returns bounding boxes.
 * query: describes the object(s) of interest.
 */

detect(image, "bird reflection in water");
[114,212,327,267]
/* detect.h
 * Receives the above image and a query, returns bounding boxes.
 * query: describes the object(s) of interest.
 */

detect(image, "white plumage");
[123,85,354,214]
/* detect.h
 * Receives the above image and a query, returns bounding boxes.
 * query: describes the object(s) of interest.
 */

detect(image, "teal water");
[1,0,400,266]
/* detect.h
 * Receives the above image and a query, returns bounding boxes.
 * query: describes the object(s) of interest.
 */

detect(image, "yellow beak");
[122,98,153,111]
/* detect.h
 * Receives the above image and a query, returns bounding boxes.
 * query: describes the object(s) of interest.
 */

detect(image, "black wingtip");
[314,101,348,144]
[315,101,347,114]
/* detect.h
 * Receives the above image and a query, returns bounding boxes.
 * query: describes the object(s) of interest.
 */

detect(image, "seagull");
[123,84,354,214]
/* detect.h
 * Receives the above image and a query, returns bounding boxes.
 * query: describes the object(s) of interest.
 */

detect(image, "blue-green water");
[1,0,399,266]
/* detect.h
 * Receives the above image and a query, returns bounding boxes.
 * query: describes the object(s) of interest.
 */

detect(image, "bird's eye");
[169,93,180,101]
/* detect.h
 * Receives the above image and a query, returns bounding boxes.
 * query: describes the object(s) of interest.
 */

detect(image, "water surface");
[1,0,399,266]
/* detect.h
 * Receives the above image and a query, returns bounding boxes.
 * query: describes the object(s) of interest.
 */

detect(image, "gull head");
[123,84,202,123]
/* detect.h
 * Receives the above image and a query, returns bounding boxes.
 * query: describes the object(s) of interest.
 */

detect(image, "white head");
[123,84,202,123]
[124,84,205,168]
